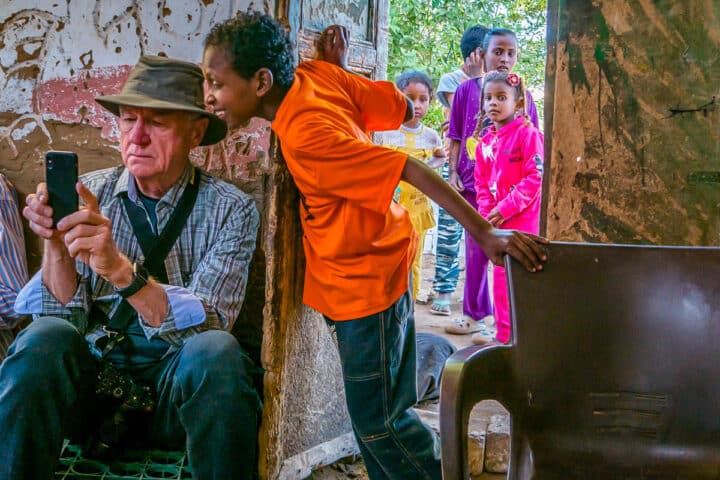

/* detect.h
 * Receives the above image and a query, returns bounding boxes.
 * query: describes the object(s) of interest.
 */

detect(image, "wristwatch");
[115,262,149,299]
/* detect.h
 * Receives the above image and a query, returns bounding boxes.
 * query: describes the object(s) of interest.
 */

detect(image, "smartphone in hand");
[45,151,78,228]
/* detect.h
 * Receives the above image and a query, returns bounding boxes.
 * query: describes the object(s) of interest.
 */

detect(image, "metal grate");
[55,441,191,479]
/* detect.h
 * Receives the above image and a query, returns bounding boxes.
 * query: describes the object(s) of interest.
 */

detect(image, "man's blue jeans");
[0,317,261,480]
[325,288,441,480]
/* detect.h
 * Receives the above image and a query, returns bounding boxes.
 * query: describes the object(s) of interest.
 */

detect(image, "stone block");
[414,407,487,477]
[484,414,510,473]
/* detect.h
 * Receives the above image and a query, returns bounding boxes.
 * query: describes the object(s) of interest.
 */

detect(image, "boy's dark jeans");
[325,288,441,480]
[0,316,261,480]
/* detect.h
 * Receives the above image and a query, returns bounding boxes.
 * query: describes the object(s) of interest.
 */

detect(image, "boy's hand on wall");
[316,25,349,70]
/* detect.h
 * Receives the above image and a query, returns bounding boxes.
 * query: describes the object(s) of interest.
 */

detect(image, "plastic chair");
[440,242,720,479]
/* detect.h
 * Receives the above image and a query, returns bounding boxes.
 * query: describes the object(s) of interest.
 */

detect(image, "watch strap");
[115,262,149,299]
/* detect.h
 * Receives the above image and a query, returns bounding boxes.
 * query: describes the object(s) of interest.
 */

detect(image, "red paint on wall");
[34,65,132,139]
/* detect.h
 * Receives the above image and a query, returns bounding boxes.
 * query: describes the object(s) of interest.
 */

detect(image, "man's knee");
[8,317,86,360]
[1,317,91,398]
[176,331,256,390]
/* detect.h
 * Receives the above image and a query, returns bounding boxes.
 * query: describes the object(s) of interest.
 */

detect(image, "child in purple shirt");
[445,27,539,344]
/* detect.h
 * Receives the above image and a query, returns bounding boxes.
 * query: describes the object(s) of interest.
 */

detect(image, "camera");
[85,362,155,459]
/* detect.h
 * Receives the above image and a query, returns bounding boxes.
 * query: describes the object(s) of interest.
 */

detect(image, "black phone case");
[45,151,78,227]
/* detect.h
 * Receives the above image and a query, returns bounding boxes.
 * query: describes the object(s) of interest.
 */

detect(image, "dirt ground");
[414,252,476,350]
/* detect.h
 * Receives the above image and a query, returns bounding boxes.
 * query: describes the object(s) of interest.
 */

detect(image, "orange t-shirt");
[272,60,416,320]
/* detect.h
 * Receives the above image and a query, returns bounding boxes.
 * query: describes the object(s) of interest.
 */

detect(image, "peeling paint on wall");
[302,0,370,40]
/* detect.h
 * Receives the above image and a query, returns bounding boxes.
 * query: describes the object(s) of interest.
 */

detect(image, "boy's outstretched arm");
[401,156,548,271]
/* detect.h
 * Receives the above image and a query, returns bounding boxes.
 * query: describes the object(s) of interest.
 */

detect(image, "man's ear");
[191,116,209,147]
[255,68,274,97]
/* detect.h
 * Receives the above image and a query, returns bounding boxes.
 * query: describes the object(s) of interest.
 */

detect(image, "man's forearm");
[41,239,78,305]
[126,280,169,328]
[401,156,492,243]
[108,256,168,328]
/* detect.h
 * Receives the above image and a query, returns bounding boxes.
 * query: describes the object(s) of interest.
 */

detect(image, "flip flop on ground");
[444,315,495,336]
[430,299,452,316]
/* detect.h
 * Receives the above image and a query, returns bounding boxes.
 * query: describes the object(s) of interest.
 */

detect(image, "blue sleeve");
[0,176,28,326]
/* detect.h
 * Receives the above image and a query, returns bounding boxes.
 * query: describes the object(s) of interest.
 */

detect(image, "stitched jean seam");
[377,309,432,480]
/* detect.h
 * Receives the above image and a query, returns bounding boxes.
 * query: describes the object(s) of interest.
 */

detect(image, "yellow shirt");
[376,124,442,233]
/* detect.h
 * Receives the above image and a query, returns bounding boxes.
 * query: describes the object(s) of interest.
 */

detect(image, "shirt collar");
[112,164,195,209]
[491,116,525,139]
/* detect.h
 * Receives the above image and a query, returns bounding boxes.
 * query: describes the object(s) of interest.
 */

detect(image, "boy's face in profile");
[484,35,518,73]
[202,45,258,129]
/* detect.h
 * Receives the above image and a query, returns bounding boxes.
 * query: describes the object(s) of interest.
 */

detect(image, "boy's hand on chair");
[482,229,548,272]
[316,25,349,70]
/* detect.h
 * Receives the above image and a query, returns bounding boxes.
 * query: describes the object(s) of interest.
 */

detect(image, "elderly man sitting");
[0,56,260,480]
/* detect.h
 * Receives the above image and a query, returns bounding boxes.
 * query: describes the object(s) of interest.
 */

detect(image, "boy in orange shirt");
[202,13,547,479]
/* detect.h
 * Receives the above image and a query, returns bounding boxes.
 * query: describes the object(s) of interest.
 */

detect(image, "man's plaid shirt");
[15,165,258,353]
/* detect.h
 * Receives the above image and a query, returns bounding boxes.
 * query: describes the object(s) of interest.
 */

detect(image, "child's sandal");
[430,299,452,316]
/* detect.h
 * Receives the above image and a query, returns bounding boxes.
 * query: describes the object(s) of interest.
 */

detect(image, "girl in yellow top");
[376,70,445,300]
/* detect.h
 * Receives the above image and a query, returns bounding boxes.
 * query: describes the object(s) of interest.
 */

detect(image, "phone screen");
[45,151,78,227]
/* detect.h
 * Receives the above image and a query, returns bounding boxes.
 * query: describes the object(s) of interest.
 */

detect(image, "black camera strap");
[97,167,201,357]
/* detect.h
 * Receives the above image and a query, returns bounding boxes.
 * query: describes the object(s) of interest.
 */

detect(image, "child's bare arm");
[401,155,547,271]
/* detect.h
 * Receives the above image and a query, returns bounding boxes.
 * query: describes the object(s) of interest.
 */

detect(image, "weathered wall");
[544,0,720,245]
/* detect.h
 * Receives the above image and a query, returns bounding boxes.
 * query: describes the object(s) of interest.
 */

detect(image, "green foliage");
[388,0,547,131]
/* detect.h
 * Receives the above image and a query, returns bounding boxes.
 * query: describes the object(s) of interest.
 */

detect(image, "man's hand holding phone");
[24,182,69,243]
[45,151,78,228]
[59,183,128,283]
[25,151,127,280]
[24,151,78,242]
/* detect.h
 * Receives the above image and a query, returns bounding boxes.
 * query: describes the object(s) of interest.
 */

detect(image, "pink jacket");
[474,116,544,233]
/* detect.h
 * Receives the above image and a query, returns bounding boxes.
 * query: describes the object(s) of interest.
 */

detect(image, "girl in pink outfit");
[474,71,543,343]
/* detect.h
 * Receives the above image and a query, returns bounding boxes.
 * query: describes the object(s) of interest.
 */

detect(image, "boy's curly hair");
[395,70,435,100]
[205,11,295,90]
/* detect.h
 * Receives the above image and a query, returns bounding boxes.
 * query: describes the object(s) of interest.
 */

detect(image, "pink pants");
[493,265,510,343]
[491,213,540,344]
